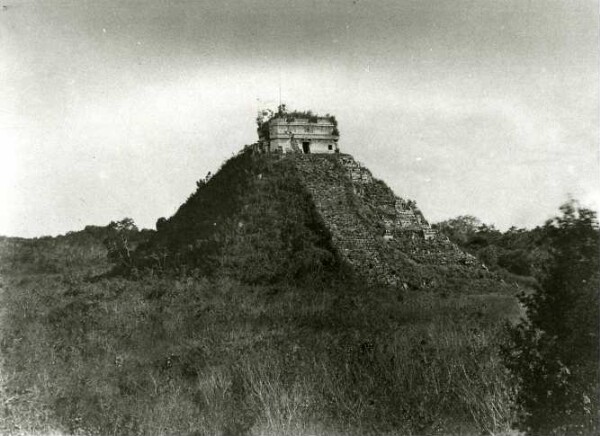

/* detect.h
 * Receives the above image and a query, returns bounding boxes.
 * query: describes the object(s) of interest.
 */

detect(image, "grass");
[0,243,522,435]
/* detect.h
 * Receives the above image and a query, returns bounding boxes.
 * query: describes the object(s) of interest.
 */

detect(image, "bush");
[503,201,599,435]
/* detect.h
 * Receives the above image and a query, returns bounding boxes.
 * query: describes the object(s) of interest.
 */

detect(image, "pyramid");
[134,149,503,293]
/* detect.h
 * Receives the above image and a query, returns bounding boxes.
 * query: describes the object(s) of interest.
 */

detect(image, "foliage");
[434,215,549,279]
[133,150,343,284]
[257,118,271,140]
[434,215,484,246]
[0,243,521,435]
[256,106,339,140]
[502,201,600,435]
[103,218,140,269]
[0,222,152,281]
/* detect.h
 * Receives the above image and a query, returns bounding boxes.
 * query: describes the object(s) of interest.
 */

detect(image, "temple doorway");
[302,141,310,154]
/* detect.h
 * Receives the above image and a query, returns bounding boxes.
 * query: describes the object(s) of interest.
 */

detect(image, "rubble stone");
[292,154,480,286]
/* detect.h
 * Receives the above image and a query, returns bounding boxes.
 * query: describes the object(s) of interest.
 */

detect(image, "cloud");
[0,0,597,236]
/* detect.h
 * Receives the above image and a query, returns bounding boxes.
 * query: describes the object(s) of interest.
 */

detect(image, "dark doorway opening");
[302,142,310,154]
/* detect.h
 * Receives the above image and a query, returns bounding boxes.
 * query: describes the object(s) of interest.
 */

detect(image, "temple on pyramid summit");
[256,104,340,154]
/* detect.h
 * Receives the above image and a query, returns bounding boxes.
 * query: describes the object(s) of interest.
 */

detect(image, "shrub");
[503,201,599,435]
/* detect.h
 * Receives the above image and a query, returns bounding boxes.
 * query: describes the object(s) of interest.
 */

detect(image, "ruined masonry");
[292,154,476,286]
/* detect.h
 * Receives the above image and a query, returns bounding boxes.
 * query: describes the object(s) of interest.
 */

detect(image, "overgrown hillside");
[134,150,344,284]
[0,240,521,435]
[0,224,152,277]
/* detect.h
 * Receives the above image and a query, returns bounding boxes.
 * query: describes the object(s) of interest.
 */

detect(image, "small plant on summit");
[196,172,213,189]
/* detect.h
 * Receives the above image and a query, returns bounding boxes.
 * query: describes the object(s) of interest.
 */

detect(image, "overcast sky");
[1,0,598,237]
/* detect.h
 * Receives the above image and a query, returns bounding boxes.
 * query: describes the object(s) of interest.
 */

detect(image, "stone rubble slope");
[292,154,482,288]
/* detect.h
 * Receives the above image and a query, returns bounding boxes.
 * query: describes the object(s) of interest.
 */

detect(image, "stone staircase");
[292,154,479,287]
[293,155,389,283]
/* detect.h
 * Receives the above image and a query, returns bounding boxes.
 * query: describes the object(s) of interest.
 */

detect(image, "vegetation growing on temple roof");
[257,105,338,127]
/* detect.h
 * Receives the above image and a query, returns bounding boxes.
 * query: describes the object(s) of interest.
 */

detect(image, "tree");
[156,217,167,232]
[104,218,138,268]
[434,215,482,245]
[503,201,599,435]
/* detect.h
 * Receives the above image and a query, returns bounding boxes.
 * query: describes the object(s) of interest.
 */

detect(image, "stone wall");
[268,116,338,154]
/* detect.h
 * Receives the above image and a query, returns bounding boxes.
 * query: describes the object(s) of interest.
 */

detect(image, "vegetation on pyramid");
[134,150,344,284]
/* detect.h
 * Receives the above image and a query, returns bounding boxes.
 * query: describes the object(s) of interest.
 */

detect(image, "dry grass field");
[0,234,522,435]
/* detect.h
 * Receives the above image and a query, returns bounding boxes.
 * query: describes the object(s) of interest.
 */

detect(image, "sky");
[0,0,598,237]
